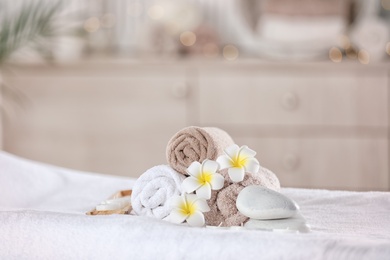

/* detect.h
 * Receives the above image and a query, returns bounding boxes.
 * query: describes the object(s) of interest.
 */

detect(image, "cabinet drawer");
[198,73,388,127]
[4,72,188,177]
[234,137,389,191]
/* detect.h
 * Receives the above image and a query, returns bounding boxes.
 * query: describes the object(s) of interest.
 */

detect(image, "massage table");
[1,151,389,259]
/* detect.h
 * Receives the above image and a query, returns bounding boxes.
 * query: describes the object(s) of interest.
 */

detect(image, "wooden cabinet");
[233,137,388,190]
[2,60,389,191]
[193,63,389,191]
[2,63,189,177]
[197,70,388,127]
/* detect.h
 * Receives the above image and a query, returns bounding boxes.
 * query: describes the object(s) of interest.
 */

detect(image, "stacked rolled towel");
[165,126,281,226]
[205,167,281,227]
[166,126,235,175]
[131,165,185,219]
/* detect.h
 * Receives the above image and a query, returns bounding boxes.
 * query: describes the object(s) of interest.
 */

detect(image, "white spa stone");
[244,213,310,233]
[236,186,298,220]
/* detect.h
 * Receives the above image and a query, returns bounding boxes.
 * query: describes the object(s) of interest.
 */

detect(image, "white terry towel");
[131,165,185,219]
[0,151,131,212]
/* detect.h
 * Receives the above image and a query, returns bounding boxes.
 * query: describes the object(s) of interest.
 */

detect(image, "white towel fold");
[0,151,131,212]
[131,165,185,219]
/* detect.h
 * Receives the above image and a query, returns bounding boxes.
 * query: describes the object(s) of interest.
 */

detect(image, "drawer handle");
[282,154,300,171]
[281,92,299,110]
[171,83,189,99]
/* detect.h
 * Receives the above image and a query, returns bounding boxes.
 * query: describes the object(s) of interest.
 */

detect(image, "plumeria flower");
[182,159,224,199]
[217,144,260,182]
[169,193,210,227]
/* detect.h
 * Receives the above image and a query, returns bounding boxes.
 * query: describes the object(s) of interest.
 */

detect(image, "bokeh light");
[338,35,351,50]
[84,17,100,33]
[358,49,370,64]
[328,47,342,63]
[223,44,239,61]
[148,5,164,20]
[180,31,196,46]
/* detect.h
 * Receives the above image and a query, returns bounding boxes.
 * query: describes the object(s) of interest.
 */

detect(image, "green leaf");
[0,0,62,65]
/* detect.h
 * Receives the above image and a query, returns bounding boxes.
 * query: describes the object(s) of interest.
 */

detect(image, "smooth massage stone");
[236,186,298,220]
[244,213,310,233]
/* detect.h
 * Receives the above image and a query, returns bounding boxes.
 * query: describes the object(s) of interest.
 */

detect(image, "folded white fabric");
[256,15,346,59]
[0,151,132,213]
[1,152,390,259]
[131,165,185,219]
[257,15,346,43]
[2,210,390,260]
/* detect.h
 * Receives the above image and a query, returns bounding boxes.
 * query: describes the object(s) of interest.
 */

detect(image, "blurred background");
[0,0,389,191]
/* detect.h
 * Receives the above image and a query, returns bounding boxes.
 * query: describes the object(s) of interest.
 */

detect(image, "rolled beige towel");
[166,126,234,175]
[203,185,227,227]
[204,167,281,227]
[216,183,248,226]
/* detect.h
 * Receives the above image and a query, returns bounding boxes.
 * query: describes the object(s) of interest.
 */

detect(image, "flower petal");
[202,159,219,173]
[169,195,185,209]
[209,173,224,190]
[194,198,210,212]
[182,177,202,193]
[228,167,245,182]
[238,145,256,159]
[195,183,211,199]
[216,155,233,169]
[224,144,240,160]
[169,209,188,224]
[186,161,202,178]
[185,193,199,205]
[243,157,260,174]
[186,211,205,227]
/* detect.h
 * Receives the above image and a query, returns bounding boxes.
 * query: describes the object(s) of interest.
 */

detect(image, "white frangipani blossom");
[168,193,210,227]
[181,159,224,199]
[217,144,260,182]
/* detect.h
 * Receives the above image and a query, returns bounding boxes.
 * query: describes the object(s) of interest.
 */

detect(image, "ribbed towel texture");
[166,126,234,175]
[131,165,185,219]
[205,167,281,226]
[131,126,282,226]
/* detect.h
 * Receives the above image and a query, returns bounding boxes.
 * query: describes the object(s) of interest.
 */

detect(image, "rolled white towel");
[131,165,185,219]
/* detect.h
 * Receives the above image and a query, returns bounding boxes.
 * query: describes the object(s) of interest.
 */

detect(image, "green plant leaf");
[0,0,62,65]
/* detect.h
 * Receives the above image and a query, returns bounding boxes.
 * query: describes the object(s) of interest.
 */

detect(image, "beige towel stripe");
[166,126,234,175]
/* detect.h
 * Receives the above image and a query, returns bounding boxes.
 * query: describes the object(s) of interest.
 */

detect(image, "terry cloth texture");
[205,167,281,226]
[166,126,234,175]
[131,165,185,219]
[2,152,390,259]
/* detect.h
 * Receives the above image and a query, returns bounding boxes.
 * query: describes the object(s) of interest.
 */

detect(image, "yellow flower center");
[232,156,246,168]
[180,201,197,216]
[198,172,212,185]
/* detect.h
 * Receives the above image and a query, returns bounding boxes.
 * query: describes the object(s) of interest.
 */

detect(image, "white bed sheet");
[1,152,389,260]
